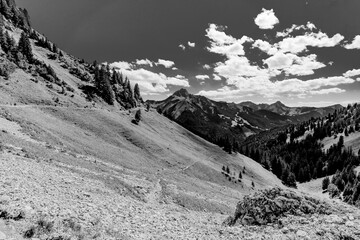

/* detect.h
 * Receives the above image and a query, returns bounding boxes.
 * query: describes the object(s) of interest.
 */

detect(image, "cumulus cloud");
[264,53,326,76]
[252,39,278,55]
[201,15,354,102]
[343,69,360,78]
[213,74,222,81]
[195,75,210,80]
[198,76,354,101]
[135,59,153,67]
[109,62,189,96]
[276,22,317,38]
[276,32,344,54]
[156,59,175,68]
[188,41,195,47]
[309,88,345,95]
[344,35,360,49]
[203,64,211,70]
[110,61,133,70]
[179,44,186,50]
[206,23,253,57]
[254,9,279,30]
[214,56,267,79]
[197,8,358,103]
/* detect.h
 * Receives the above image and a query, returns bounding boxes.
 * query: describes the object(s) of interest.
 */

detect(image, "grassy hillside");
[0,104,284,238]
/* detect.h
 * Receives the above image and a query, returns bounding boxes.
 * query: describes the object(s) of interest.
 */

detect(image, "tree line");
[240,103,360,188]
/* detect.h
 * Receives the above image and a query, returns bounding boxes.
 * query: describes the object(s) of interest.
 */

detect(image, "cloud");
[276,32,344,54]
[214,56,267,79]
[309,88,345,95]
[203,64,211,70]
[205,23,253,57]
[110,61,133,70]
[195,75,210,80]
[343,69,360,78]
[135,59,153,67]
[110,62,189,95]
[213,74,221,81]
[172,67,178,70]
[276,22,317,38]
[156,59,175,68]
[254,9,279,30]
[199,11,355,103]
[188,41,195,47]
[197,76,353,101]
[264,53,326,76]
[344,35,360,49]
[252,39,278,55]
[179,44,186,50]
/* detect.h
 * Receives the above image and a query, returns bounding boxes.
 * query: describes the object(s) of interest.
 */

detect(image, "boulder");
[224,187,332,226]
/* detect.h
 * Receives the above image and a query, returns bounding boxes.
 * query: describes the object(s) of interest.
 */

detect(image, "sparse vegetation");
[132,109,142,125]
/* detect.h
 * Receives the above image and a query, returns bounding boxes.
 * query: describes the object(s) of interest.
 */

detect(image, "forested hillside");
[241,103,360,198]
[0,0,142,109]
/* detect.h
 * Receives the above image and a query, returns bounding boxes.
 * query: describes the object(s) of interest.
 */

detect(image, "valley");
[1,0,360,239]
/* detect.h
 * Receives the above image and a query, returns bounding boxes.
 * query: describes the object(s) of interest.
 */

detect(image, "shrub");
[322,177,330,191]
[132,109,142,125]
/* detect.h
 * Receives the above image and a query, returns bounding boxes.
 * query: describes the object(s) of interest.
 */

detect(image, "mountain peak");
[273,101,286,107]
[173,88,190,97]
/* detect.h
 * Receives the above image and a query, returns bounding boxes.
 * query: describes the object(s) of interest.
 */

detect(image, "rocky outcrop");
[224,187,332,226]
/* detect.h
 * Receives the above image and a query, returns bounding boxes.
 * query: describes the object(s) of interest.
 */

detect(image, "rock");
[223,187,332,226]
[281,227,289,234]
[0,231,6,240]
[346,221,355,227]
[296,230,307,237]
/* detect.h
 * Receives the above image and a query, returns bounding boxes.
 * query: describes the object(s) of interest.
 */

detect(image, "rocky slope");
[0,1,360,239]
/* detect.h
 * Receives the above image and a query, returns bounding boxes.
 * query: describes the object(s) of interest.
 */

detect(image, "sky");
[16,0,360,107]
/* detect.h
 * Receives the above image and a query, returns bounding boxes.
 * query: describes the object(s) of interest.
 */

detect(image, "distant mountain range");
[148,89,343,145]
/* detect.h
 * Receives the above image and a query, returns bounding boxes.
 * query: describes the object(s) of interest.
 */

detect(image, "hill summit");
[173,88,190,97]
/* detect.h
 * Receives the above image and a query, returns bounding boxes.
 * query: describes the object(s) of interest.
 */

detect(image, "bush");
[132,109,142,125]
[322,177,330,191]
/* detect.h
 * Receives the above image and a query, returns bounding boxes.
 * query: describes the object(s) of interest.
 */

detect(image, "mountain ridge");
[148,88,343,153]
[1,1,360,239]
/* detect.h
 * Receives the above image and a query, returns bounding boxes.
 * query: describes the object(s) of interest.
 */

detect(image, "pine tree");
[17,31,33,62]
[238,171,242,179]
[95,65,114,105]
[52,43,58,54]
[134,83,140,101]
[134,109,141,124]
[0,27,5,49]
[4,30,15,54]
[0,0,11,19]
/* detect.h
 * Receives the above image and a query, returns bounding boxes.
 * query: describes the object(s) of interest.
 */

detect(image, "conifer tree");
[134,83,140,101]
[134,109,141,123]
[95,65,114,105]
[4,30,15,53]
[0,0,11,19]
[18,31,33,62]
[0,27,5,49]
